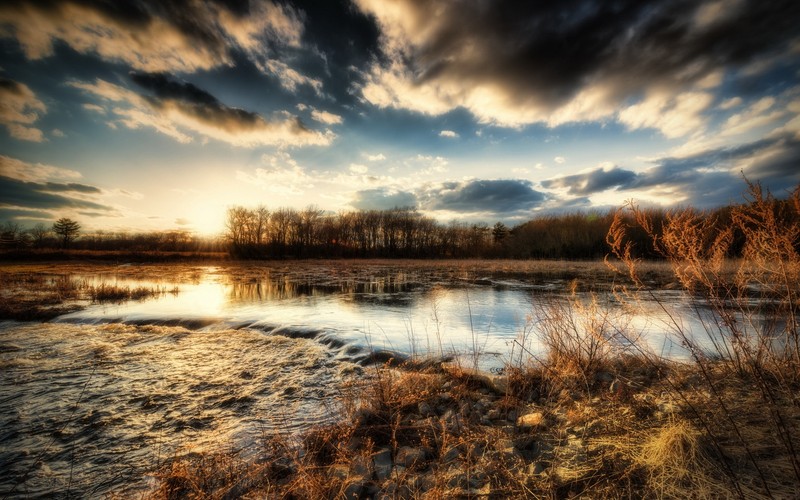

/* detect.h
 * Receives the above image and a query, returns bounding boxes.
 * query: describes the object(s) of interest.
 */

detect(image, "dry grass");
[607,180,800,496]
[0,270,180,319]
[86,283,177,303]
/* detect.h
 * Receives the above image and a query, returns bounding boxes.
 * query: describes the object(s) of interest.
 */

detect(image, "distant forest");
[221,194,799,259]
[2,192,798,260]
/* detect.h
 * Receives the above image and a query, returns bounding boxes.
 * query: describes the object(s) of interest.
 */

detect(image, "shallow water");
[0,265,772,497]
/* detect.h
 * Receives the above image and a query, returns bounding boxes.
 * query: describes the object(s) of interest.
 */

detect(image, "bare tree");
[52,217,81,249]
[29,223,50,247]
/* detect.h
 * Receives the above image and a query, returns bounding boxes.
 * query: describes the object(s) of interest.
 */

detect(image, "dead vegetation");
[0,272,178,319]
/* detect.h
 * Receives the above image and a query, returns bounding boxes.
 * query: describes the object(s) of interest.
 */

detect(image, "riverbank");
[148,353,799,499]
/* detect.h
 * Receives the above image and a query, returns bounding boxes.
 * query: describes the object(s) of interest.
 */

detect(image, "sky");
[1,0,799,236]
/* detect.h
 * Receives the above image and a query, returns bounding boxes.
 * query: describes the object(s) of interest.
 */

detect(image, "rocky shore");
[150,355,797,499]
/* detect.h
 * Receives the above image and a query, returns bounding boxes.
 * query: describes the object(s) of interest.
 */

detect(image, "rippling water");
[0,320,357,497]
[0,265,756,497]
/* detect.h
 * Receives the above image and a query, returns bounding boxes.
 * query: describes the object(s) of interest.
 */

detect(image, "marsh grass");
[0,271,180,319]
[86,283,178,303]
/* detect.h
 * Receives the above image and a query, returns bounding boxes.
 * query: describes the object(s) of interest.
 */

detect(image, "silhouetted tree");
[29,223,50,247]
[52,217,81,249]
[492,222,508,244]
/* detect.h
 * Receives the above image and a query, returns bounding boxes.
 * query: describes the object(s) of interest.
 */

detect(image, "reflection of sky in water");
[55,273,763,365]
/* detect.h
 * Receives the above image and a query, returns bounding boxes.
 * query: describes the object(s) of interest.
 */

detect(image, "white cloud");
[554,156,566,164]
[349,163,368,174]
[365,153,386,161]
[439,129,458,138]
[264,59,324,95]
[0,78,46,142]
[238,151,315,195]
[310,108,343,125]
[0,0,304,77]
[719,96,743,110]
[618,90,714,138]
[720,96,784,137]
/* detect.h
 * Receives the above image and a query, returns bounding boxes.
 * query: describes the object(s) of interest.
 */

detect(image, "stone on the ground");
[372,448,393,481]
[418,401,435,417]
[396,446,427,469]
[517,411,544,429]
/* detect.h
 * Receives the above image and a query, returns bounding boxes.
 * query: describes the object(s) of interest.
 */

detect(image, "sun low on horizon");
[1,0,799,237]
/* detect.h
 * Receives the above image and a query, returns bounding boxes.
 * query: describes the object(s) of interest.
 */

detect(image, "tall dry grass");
[606,180,800,496]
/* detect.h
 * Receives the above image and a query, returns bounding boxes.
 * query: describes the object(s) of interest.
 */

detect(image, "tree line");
[223,198,798,260]
[0,218,221,253]
[3,190,796,260]
[222,204,625,259]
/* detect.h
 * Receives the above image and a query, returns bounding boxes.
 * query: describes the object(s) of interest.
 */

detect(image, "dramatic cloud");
[71,73,334,147]
[543,133,800,206]
[421,179,546,214]
[542,165,638,195]
[0,0,305,76]
[0,155,121,222]
[355,0,800,134]
[0,77,46,141]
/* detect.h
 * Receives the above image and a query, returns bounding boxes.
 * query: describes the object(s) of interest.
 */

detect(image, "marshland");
[2,184,799,498]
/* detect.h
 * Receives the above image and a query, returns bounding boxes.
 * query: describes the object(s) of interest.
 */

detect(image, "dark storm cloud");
[0,207,54,221]
[543,133,800,207]
[0,176,114,212]
[351,188,418,210]
[542,167,638,195]
[130,71,262,128]
[68,71,332,146]
[286,0,382,99]
[357,0,800,126]
[0,77,24,94]
[130,72,221,107]
[425,180,546,213]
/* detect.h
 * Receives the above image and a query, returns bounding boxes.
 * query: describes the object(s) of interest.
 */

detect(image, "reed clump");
[86,283,176,303]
